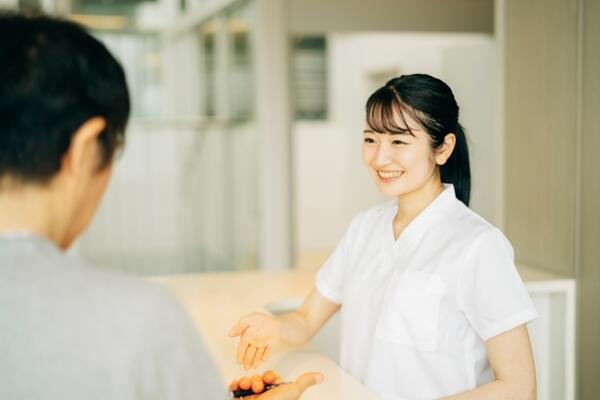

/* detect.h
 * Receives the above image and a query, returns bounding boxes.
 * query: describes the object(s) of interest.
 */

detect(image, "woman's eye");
[364,138,375,144]
[392,140,406,145]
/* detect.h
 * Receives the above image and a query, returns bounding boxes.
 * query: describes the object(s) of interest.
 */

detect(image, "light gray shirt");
[0,234,225,400]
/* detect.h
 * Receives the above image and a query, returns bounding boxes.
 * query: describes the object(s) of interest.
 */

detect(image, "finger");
[244,345,258,370]
[291,372,324,395]
[262,346,272,361]
[229,380,239,391]
[237,340,250,365]
[252,346,267,369]
[229,321,250,337]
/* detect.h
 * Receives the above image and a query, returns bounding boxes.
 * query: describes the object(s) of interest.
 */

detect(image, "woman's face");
[361,114,439,198]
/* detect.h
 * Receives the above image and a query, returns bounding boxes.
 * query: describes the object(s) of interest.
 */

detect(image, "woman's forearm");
[440,379,536,400]
[277,311,314,345]
[276,289,341,346]
[442,326,537,400]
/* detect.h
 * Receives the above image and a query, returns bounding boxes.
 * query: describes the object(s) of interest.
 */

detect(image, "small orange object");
[262,370,278,385]
[238,376,252,390]
[251,378,265,393]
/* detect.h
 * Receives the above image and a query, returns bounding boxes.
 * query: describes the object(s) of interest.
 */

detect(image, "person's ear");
[435,133,456,166]
[61,117,106,178]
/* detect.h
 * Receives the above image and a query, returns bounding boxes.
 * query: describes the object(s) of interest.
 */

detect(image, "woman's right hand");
[229,312,282,370]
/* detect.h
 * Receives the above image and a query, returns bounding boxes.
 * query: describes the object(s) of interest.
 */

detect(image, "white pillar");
[254,0,293,270]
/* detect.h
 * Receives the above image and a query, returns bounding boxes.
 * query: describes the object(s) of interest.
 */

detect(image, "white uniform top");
[316,185,537,400]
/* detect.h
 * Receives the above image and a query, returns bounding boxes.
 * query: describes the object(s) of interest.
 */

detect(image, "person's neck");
[0,182,68,248]
[394,178,445,228]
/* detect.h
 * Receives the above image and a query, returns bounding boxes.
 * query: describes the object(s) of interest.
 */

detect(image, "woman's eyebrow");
[392,131,415,137]
[363,128,413,136]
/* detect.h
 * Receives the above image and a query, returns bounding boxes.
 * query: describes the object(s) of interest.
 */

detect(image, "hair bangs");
[365,87,416,136]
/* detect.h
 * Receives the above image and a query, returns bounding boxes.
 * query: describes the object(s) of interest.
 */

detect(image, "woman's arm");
[279,288,341,345]
[440,325,536,400]
[229,288,340,370]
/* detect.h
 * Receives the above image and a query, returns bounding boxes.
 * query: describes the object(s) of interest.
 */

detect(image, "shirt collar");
[382,184,458,258]
[0,230,60,252]
[0,230,35,239]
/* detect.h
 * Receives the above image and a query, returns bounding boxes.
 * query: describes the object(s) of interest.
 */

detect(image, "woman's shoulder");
[446,200,509,243]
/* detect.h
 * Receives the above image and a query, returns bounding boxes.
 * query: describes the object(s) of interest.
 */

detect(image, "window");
[292,35,328,120]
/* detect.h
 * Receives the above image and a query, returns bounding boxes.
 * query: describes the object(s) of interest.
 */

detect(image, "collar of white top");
[384,183,457,254]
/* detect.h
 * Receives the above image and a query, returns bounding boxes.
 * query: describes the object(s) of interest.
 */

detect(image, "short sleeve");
[315,213,362,304]
[457,228,538,341]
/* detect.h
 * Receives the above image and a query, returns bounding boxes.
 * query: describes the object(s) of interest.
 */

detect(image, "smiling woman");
[230,73,538,400]
[363,74,470,206]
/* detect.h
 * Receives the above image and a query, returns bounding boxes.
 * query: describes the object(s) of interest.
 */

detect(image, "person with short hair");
[0,13,321,400]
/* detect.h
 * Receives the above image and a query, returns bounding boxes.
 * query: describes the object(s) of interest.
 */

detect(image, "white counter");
[517,265,576,400]
[152,270,379,399]
[152,264,575,400]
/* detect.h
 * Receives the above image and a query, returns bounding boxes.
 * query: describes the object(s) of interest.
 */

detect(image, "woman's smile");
[377,170,404,182]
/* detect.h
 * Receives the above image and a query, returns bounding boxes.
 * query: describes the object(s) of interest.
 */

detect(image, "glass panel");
[95,32,162,119]
[292,35,328,120]
[78,120,259,275]
[76,0,260,275]
[228,1,254,120]
[199,21,217,118]
[28,0,264,275]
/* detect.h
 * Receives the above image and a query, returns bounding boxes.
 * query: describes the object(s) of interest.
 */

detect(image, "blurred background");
[1,0,598,399]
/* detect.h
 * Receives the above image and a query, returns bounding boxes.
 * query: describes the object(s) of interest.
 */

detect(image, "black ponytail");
[365,74,472,206]
[440,123,470,205]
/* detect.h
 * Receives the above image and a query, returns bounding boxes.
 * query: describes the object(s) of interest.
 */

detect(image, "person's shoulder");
[68,256,160,295]
[445,200,501,239]
[64,257,190,334]
[445,202,513,257]
[76,265,222,398]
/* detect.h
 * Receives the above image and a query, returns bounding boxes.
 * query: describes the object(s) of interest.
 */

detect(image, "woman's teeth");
[378,170,403,179]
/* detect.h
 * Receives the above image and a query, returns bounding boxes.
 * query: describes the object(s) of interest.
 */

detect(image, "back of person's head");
[365,74,471,206]
[0,12,130,184]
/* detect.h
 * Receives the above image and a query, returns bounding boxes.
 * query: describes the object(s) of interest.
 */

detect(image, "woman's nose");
[374,143,392,166]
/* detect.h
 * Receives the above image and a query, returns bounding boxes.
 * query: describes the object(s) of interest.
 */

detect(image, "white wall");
[288,0,494,34]
[293,33,497,256]
[442,40,497,223]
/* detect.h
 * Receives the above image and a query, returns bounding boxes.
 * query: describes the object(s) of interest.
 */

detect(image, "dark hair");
[0,12,130,184]
[365,73,471,205]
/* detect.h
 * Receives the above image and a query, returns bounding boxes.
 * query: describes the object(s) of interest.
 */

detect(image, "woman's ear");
[435,133,456,166]
[61,117,106,178]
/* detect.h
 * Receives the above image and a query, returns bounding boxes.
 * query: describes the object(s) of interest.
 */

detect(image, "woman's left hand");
[229,312,282,370]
